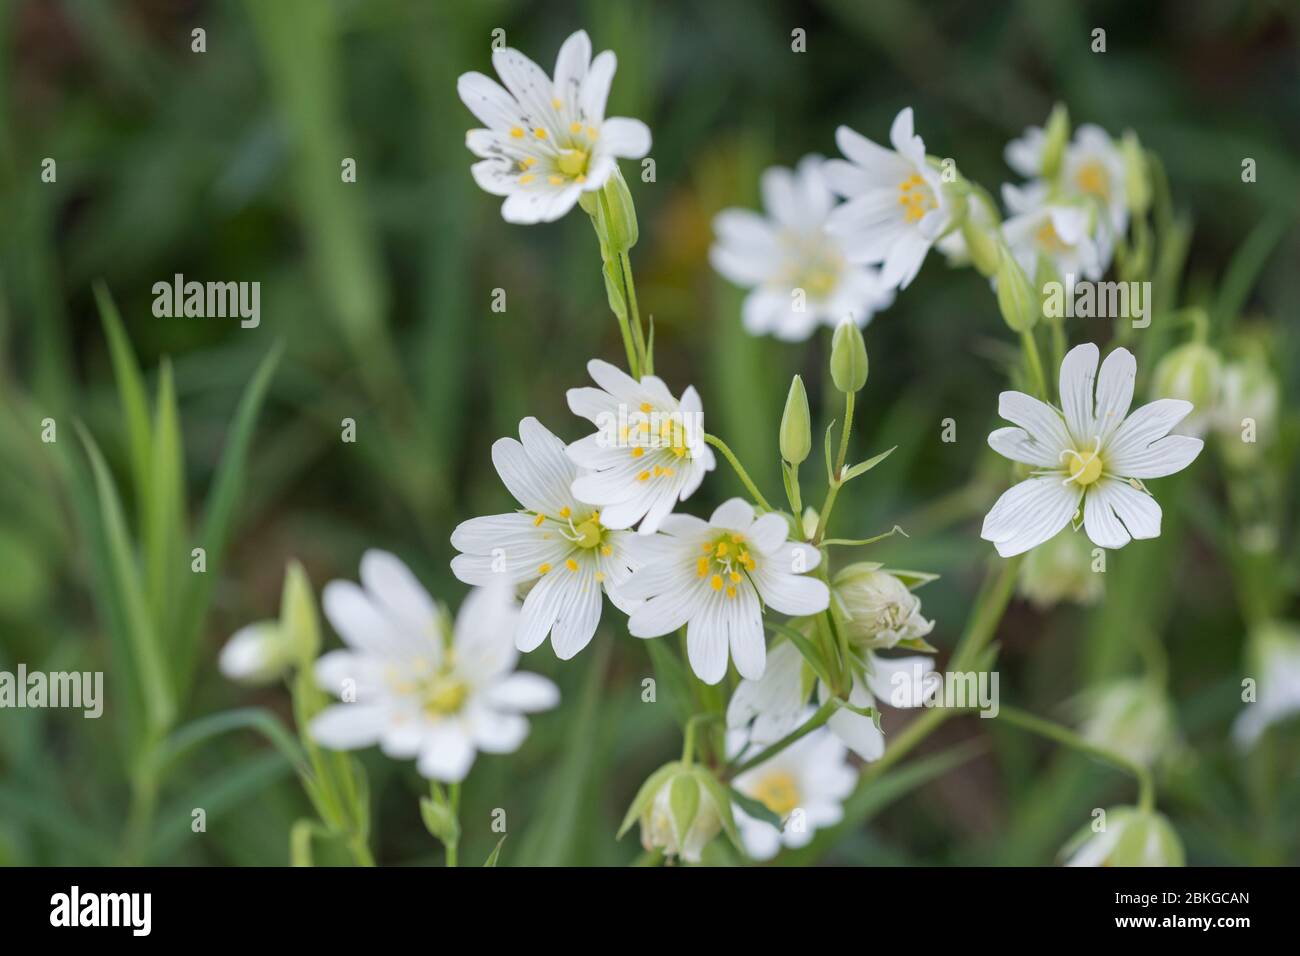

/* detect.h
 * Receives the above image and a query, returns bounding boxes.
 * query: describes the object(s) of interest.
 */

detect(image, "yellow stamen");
[510,126,525,139]
[533,513,545,527]
[697,557,709,578]
[565,558,579,572]
[631,446,644,458]
[538,563,552,575]
[710,574,724,592]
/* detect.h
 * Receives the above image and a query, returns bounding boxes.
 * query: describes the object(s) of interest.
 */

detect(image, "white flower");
[729,720,856,860]
[1060,124,1128,241]
[824,107,956,290]
[833,565,935,650]
[726,641,934,762]
[457,29,650,224]
[1000,192,1104,289]
[310,551,559,782]
[1005,124,1048,178]
[982,343,1204,557]
[621,499,829,683]
[1232,621,1300,749]
[565,359,715,534]
[451,417,638,660]
[710,155,893,341]
[219,622,292,686]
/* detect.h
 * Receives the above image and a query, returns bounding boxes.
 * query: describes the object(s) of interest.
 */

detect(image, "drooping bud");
[1018,529,1103,609]
[830,321,868,394]
[218,622,294,686]
[833,564,936,650]
[1076,678,1179,768]
[1151,339,1222,436]
[779,375,812,465]
[619,761,735,863]
[599,166,639,252]
[1061,807,1185,867]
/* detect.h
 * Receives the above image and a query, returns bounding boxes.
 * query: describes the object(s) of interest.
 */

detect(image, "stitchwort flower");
[458,29,650,224]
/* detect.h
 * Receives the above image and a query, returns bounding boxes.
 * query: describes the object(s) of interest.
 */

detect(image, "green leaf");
[76,424,174,734]
[146,359,186,653]
[1212,211,1290,335]
[842,445,897,482]
[884,568,941,589]
[419,796,460,846]
[822,526,907,548]
[729,786,783,831]
[177,342,282,690]
[93,280,152,508]
[483,836,507,867]
[153,707,311,781]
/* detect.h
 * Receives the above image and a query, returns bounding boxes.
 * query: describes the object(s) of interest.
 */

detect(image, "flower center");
[1074,160,1110,201]
[574,517,603,549]
[752,770,801,818]
[897,173,936,224]
[423,674,469,717]
[695,532,756,600]
[1065,447,1104,485]
[556,148,589,178]
[1035,219,1070,253]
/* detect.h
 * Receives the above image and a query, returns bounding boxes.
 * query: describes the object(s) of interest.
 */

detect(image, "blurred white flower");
[1060,124,1129,242]
[1000,193,1104,289]
[1233,621,1300,749]
[727,641,933,762]
[622,500,828,684]
[565,359,715,534]
[729,719,856,860]
[1150,341,1223,438]
[710,155,893,340]
[219,622,292,686]
[824,107,956,290]
[457,29,650,224]
[451,417,637,660]
[311,551,558,782]
[1214,353,1279,468]
[982,343,1203,557]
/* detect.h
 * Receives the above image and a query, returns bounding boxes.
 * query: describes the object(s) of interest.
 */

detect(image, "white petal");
[550,562,602,659]
[727,587,767,681]
[748,513,791,554]
[552,30,591,107]
[483,672,560,712]
[467,708,530,754]
[322,580,423,658]
[998,390,1072,451]
[453,579,521,680]
[600,117,650,158]
[310,703,387,750]
[1105,399,1195,465]
[456,71,528,132]
[360,550,437,639]
[710,497,755,531]
[1085,478,1162,549]
[981,476,1080,558]
[1092,347,1137,441]
[756,570,830,617]
[1058,342,1100,444]
[1110,434,1203,479]
[687,600,730,684]
[865,655,935,708]
[492,417,576,516]
[987,425,1061,468]
[1083,480,1131,549]
[416,723,477,782]
[580,50,616,123]
[516,569,567,652]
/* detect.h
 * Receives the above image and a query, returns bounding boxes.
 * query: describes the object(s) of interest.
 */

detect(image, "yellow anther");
[570,121,583,134]
[565,558,579,572]
[640,403,652,413]
[595,571,605,583]
[552,98,563,109]
[549,175,563,185]
[510,126,525,139]
[715,541,729,557]
[726,586,737,599]
[538,563,552,575]
[631,447,644,458]
[600,545,612,556]
[729,571,741,583]
[523,156,537,168]
[697,557,709,578]
[533,513,545,527]
[637,471,650,482]
[519,174,536,185]
[534,128,547,139]
[586,126,597,139]
[559,506,571,519]
[710,574,724,592]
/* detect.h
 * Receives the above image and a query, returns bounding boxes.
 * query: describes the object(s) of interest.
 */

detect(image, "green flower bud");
[618,761,736,863]
[218,622,294,686]
[1120,130,1151,217]
[1061,808,1185,867]
[780,375,812,465]
[419,794,461,846]
[1041,103,1070,180]
[995,244,1038,332]
[959,192,1002,277]
[599,166,639,252]
[279,560,321,667]
[830,321,868,393]
[833,563,935,649]
[1076,678,1179,768]
[1151,340,1222,435]
[1018,529,1103,609]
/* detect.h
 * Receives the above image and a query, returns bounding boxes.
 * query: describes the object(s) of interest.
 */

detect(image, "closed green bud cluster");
[830,321,868,393]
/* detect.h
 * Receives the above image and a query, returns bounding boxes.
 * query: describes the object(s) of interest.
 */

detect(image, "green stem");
[446,782,461,867]
[835,391,855,478]
[726,698,839,778]
[812,481,840,546]
[1020,328,1050,402]
[996,705,1155,812]
[704,433,774,511]
[619,249,650,374]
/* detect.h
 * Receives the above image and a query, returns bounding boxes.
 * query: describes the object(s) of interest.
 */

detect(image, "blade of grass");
[94,280,153,510]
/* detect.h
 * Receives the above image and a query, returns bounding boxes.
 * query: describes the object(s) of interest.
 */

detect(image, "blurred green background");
[1,0,1297,865]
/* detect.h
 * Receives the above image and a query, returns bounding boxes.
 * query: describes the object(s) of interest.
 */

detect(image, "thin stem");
[619,249,650,374]
[835,391,855,478]
[726,698,839,778]
[812,481,840,546]
[996,705,1155,812]
[704,433,774,511]
[1020,327,1050,402]
[445,782,461,867]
